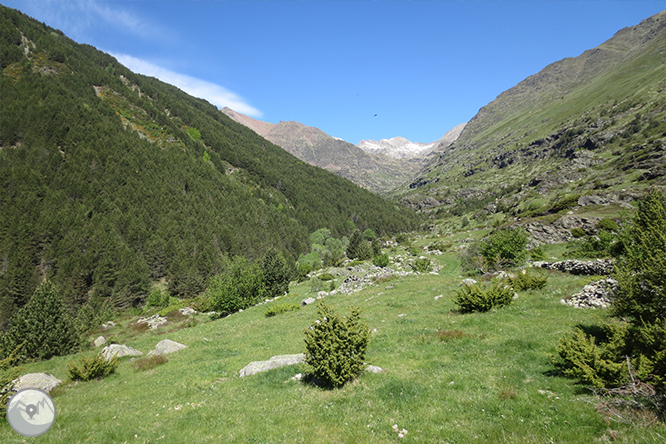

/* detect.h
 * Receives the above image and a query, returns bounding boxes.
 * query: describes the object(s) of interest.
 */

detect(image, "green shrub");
[68,353,119,381]
[145,288,171,309]
[0,346,22,418]
[303,303,370,388]
[509,270,548,291]
[598,218,619,232]
[551,324,628,388]
[407,246,421,256]
[454,282,514,313]
[548,194,581,213]
[356,240,374,260]
[395,233,409,245]
[362,229,376,241]
[479,227,529,270]
[261,248,291,299]
[265,302,300,317]
[206,256,265,316]
[372,253,390,268]
[612,188,666,325]
[571,227,586,238]
[565,230,618,258]
[529,246,547,261]
[319,273,335,281]
[411,257,432,273]
[2,281,80,362]
[428,241,451,252]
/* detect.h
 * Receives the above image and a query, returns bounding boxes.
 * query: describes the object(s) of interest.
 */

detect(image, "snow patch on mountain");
[358,123,466,160]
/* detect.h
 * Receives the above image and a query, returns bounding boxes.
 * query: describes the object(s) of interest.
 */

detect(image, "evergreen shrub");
[454,282,514,313]
[509,270,548,291]
[265,302,300,317]
[261,249,291,299]
[372,253,390,268]
[206,257,265,316]
[411,258,432,273]
[303,303,370,388]
[2,282,79,362]
[479,227,529,270]
[68,353,119,381]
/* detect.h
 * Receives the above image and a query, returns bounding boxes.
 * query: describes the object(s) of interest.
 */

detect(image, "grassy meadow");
[2,239,666,443]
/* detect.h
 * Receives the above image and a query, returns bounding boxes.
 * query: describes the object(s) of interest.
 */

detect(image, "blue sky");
[2,1,664,144]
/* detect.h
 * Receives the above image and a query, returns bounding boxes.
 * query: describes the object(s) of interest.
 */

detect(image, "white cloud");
[112,53,263,118]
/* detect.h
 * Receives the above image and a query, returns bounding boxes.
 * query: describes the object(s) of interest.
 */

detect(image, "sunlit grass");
[3,247,666,443]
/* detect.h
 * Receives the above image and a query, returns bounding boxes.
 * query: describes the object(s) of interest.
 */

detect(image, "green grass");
[3,251,666,443]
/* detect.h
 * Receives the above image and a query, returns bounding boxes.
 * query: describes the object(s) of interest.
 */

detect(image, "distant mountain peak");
[358,123,466,160]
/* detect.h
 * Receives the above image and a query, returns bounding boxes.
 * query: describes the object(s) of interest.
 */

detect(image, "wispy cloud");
[9,0,167,43]
[112,53,263,118]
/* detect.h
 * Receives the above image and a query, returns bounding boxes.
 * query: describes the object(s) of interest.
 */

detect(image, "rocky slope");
[396,10,666,216]
[222,108,423,194]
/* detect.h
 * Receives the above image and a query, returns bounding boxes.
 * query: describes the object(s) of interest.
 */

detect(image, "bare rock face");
[101,344,143,361]
[533,259,614,276]
[239,354,306,378]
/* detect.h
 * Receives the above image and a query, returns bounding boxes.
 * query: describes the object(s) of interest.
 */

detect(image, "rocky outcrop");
[562,278,617,308]
[239,354,305,378]
[11,373,62,393]
[101,344,143,361]
[93,336,106,347]
[533,259,614,275]
[520,215,601,246]
[136,314,168,329]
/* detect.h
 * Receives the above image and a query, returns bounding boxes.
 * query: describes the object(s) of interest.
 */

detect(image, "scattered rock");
[562,278,617,309]
[11,373,62,393]
[178,307,197,316]
[434,295,443,301]
[101,344,143,361]
[366,365,384,374]
[301,297,316,307]
[460,279,477,286]
[149,339,187,356]
[101,321,116,330]
[533,259,614,275]
[239,354,306,378]
[136,314,168,329]
[93,336,106,347]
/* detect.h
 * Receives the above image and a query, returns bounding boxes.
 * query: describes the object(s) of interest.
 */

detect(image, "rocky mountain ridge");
[396,10,666,216]
[358,123,466,160]
[222,107,445,194]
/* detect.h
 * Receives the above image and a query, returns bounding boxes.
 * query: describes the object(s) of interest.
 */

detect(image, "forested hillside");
[0,6,419,325]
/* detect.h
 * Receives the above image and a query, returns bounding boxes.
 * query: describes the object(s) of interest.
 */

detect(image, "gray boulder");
[239,353,306,378]
[301,297,316,307]
[93,336,106,347]
[149,339,187,356]
[460,278,477,286]
[366,365,384,374]
[101,344,143,361]
[11,373,62,393]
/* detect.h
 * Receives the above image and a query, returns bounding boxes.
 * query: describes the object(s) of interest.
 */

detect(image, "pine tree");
[261,248,290,299]
[1,281,80,362]
[346,230,363,260]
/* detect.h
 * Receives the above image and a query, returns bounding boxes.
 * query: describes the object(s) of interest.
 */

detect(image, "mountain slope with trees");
[221,107,423,194]
[397,10,666,216]
[0,5,420,325]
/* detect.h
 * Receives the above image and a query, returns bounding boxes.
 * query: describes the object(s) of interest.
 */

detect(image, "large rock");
[239,354,305,378]
[149,339,187,356]
[11,373,62,393]
[301,297,316,307]
[93,336,106,347]
[101,344,143,361]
